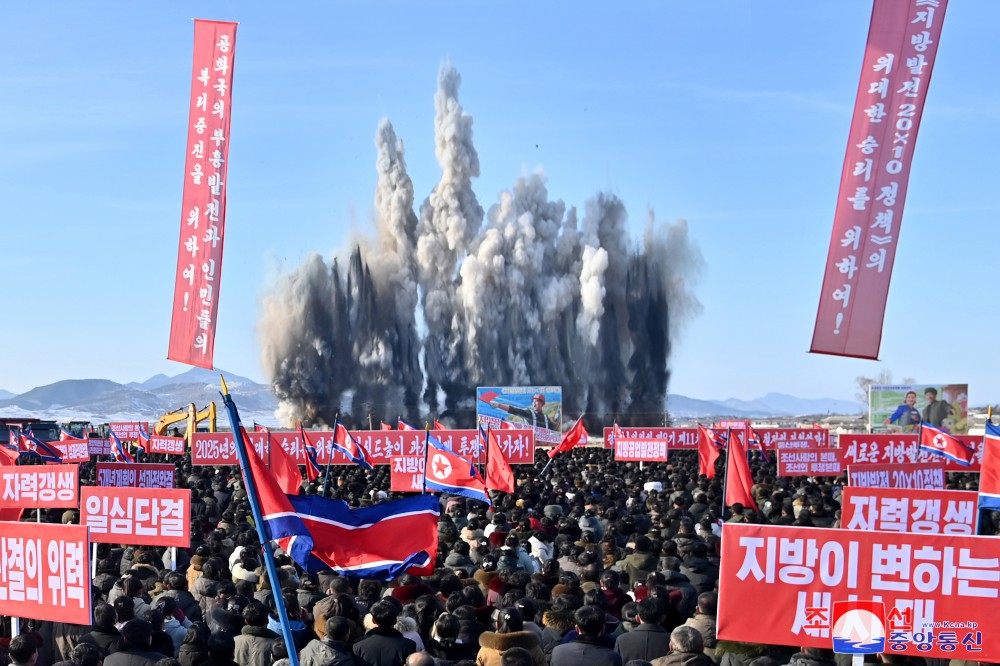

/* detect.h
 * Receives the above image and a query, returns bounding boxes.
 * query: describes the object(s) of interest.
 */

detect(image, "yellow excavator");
[154,402,217,447]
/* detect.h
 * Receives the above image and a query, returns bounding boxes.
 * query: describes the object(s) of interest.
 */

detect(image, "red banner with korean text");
[614,438,671,462]
[391,456,430,493]
[88,438,111,457]
[812,0,947,358]
[52,438,90,463]
[848,462,945,489]
[168,19,238,368]
[602,427,699,450]
[109,422,150,441]
[81,486,191,547]
[840,433,983,471]
[148,434,186,456]
[0,465,79,509]
[841,487,977,534]
[718,522,997,660]
[758,428,831,450]
[96,463,176,489]
[0,522,91,625]
[777,448,846,477]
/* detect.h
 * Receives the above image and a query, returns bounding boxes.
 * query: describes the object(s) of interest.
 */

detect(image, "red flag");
[919,423,974,467]
[433,420,446,431]
[257,427,302,495]
[697,425,721,479]
[0,445,19,466]
[298,426,320,483]
[380,421,393,431]
[547,417,588,459]
[485,429,515,494]
[725,430,758,511]
[398,420,417,431]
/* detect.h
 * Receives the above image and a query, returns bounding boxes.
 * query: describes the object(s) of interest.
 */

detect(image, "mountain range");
[0,370,864,426]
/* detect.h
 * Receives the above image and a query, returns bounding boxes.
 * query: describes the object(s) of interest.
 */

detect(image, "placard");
[81,486,191,547]
[96,463,176,489]
[718,522,998,660]
[0,522,91,625]
[848,462,945,489]
[0,465,79,509]
[840,487,977,534]
[778,448,846,477]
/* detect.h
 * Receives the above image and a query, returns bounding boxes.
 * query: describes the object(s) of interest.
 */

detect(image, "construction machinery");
[154,402,217,446]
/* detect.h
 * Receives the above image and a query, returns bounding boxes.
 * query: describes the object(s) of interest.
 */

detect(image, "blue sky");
[2,1,998,404]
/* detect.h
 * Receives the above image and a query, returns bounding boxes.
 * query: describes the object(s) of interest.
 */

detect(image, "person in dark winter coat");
[784,647,838,666]
[104,620,170,666]
[52,642,102,666]
[353,600,417,666]
[650,626,714,666]
[678,544,719,596]
[177,624,211,666]
[299,617,357,666]
[614,598,672,664]
[424,612,477,664]
[540,595,578,660]
[550,605,622,666]
[196,633,240,666]
[159,573,204,624]
[618,537,658,591]
[233,602,279,666]
[79,603,126,658]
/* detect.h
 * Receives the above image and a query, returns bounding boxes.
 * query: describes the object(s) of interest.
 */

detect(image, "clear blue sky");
[2,1,998,403]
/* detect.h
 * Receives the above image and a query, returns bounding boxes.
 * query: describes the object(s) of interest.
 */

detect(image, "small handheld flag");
[109,432,135,463]
[332,420,373,470]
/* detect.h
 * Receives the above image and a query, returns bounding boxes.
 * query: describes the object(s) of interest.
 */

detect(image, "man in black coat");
[353,600,416,666]
[614,597,671,664]
[78,603,125,658]
[103,620,169,666]
[551,605,622,666]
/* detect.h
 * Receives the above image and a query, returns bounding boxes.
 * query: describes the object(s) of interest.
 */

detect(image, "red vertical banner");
[168,20,238,368]
[812,0,946,358]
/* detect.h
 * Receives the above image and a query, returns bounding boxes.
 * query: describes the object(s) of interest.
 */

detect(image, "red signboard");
[148,434,186,456]
[88,438,111,457]
[759,428,831,450]
[191,430,269,466]
[848,462,945,489]
[0,522,91,625]
[778,448,846,477]
[718,522,998,660]
[0,465,79,509]
[81,487,191,547]
[96,463,176,489]
[391,456,430,493]
[812,0,948,359]
[51,439,90,463]
[602,427,699,450]
[614,438,670,462]
[840,434,983,471]
[840,487,977,535]
[168,19,238,368]
[108,422,150,441]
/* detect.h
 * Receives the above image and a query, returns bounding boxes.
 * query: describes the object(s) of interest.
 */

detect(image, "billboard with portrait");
[869,383,968,435]
[477,386,562,445]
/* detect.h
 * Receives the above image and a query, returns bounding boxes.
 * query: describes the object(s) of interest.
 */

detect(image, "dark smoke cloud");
[259,64,702,429]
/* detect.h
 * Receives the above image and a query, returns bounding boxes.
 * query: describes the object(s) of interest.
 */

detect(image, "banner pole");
[221,378,300,666]
[91,544,98,580]
[11,617,18,638]
[322,414,338,497]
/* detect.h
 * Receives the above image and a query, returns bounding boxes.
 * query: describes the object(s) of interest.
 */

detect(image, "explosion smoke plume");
[259,64,702,428]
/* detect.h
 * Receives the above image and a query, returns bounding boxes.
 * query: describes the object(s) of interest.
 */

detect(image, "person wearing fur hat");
[540,595,580,661]
[476,607,544,666]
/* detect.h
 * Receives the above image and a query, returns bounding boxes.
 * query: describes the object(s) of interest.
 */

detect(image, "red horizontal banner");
[0,522,91,625]
[191,429,535,467]
[848,462,945,489]
[759,428,831,450]
[147,434,186,455]
[718,522,999,661]
[96,463,176,489]
[81,486,191,547]
[108,422,149,440]
[840,433,984,471]
[88,438,111,457]
[603,427,699,450]
[52,439,90,463]
[778,448,846,477]
[0,465,79,509]
[841,487,977,535]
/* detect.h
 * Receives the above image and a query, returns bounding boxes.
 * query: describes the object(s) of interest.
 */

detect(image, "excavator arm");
[153,402,216,445]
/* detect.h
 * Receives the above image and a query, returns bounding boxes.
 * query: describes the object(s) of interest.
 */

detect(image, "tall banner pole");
[221,377,300,666]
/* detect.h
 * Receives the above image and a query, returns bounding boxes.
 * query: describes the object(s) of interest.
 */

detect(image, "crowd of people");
[0,445,991,666]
